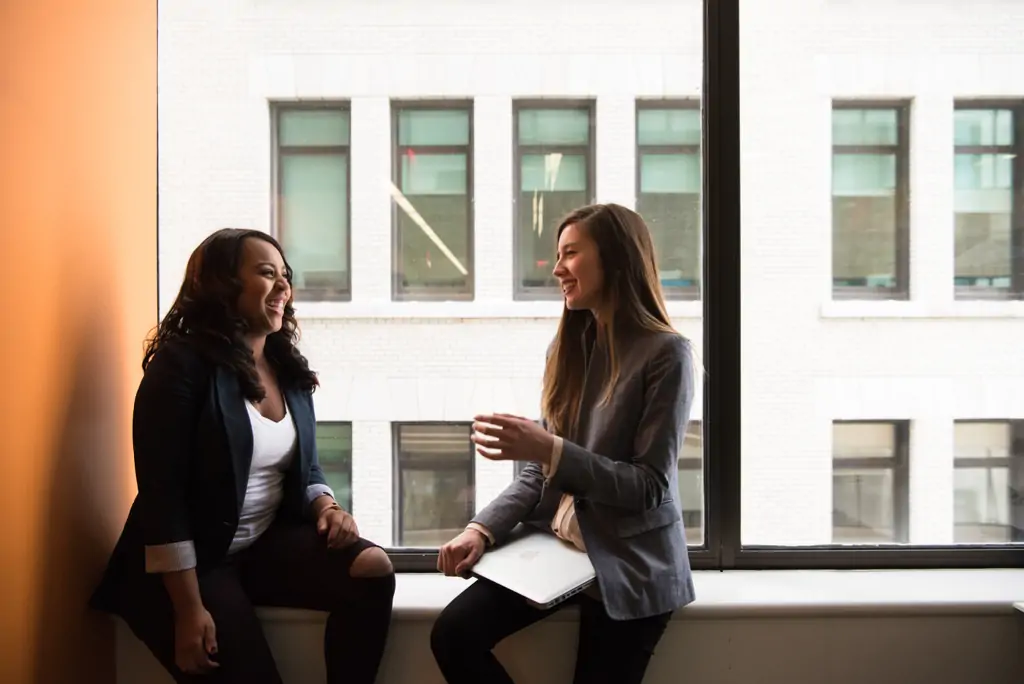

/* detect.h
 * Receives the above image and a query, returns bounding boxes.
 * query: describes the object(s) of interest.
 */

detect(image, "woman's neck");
[246,334,267,365]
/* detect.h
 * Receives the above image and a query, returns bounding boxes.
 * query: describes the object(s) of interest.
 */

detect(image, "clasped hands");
[471,413,555,465]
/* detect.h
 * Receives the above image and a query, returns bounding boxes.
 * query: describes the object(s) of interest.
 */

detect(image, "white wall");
[158,0,1024,548]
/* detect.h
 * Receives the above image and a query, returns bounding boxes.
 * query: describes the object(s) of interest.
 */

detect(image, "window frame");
[387,0,1024,573]
[635,98,702,301]
[512,99,597,300]
[952,100,1024,300]
[390,99,475,302]
[830,100,911,300]
[391,422,476,550]
[953,419,1024,543]
[830,420,910,545]
[271,101,353,302]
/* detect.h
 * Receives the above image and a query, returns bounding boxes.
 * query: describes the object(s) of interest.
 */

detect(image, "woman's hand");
[472,413,555,464]
[317,505,360,549]
[173,606,219,675]
[438,528,487,577]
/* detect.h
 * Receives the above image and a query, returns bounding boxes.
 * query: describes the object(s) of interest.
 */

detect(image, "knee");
[430,605,471,661]
[349,546,394,579]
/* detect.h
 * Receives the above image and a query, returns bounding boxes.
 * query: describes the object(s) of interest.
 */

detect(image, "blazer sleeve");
[133,343,207,573]
[547,335,695,512]
[303,393,336,513]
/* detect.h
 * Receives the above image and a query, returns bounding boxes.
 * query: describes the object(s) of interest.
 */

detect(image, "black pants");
[430,579,672,684]
[116,523,395,684]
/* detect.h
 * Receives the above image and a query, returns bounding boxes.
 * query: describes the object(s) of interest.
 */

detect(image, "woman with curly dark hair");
[91,229,394,684]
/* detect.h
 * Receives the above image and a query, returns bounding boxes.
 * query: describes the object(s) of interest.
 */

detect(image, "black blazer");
[91,339,329,612]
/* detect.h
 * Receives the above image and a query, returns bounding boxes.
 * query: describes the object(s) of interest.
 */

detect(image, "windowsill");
[821,300,1024,319]
[252,569,1024,624]
[295,300,703,320]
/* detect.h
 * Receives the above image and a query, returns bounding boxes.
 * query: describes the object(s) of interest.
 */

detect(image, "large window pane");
[392,104,473,299]
[953,106,1019,295]
[275,107,350,300]
[394,423,474,547]
[515,104,594,294]
[831,105,908,296]
[316,422,353,513]
[637,102,701,297]
[954,421,1023,543]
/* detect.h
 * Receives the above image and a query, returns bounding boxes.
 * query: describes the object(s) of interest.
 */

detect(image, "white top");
[228,399,298,554]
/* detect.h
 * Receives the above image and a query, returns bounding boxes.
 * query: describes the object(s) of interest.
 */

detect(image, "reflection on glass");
[393,105,473,299]
[953,107,1016,293]
[276,107,350,299]
[395,423,474,547]
[953,421,1023,543]
[832,422,908,544]
[316,422,353,513]
[515,105,593,292]
[831,105,906,295]
[636,103,701,297]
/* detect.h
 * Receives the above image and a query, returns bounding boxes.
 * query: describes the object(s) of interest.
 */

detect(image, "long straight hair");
[541,203,679,438]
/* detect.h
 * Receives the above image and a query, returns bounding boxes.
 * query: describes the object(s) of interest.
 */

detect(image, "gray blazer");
[472,325,696,620]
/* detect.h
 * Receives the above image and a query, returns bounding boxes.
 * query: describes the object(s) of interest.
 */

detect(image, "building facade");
[158,0,1024,548]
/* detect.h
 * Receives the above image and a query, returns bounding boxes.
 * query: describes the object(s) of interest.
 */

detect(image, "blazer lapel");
[214,366,253,513]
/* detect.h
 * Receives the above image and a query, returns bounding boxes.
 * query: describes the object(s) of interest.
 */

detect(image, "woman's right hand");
[437,528,487,578]
[173,606,219,675]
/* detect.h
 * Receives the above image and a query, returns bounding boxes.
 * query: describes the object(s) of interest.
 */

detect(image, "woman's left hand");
[317,506,360,549]
[472,414,555,464]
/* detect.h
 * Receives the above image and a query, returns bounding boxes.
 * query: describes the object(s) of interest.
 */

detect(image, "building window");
[636,101,702,299]
[514,102,595,297]
[316,422,352,513]
[394,423,475,547]
[832,421,909,544]
[678,420,704,546]
[953,104,1023,297]
[392,102,474,300]
[954,421,1024,543]
[273,105,351,301]
[831,103,909,298]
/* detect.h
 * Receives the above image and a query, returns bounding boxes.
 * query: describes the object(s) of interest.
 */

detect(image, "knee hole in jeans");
[349,546,394,578]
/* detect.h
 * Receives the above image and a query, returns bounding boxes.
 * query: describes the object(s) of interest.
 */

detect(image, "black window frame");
[392,422,476,549]
[830,420,910,545]
[830,100,911,300]
[635,98,702,301]
[952,100,1024,300]
[953,419,1024,543]
[390,99,475,302]
[271,101,353,302]
[512,99,596,300]
[386,0,1024,572]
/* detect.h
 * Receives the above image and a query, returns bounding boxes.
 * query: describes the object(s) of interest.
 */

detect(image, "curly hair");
[143,228,318,400]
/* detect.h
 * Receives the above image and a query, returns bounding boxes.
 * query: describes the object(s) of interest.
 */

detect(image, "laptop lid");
[471,524,596,609]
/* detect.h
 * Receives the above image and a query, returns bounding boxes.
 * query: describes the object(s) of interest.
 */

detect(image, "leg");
[571,597,672,684]
[114,564,283,684]
[430,578,566,684]
[238,523,395,684]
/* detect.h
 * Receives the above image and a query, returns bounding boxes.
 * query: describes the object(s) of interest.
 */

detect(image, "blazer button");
[575,499,587,510]
[221,520,232,527]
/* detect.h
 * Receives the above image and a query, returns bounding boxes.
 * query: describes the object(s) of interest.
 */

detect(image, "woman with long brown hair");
[90,228,394,684]
[432,203,697,684]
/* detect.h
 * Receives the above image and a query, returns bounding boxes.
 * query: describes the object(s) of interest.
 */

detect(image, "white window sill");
[254,569,1024,624]
[821,300,1024,319]
[295,300,703,320]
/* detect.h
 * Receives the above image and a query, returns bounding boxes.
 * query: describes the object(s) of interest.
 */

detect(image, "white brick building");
[158,0,1024,548]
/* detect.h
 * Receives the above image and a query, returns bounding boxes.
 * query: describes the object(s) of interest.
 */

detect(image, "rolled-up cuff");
[145,541,197,573]
[466,522,495,546]
[542,436,564,481]
[306,484,336,509]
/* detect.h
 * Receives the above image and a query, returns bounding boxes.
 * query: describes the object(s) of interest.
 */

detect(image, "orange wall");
[0,1,156,682]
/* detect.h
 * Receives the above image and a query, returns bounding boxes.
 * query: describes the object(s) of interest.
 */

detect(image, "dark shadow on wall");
[33,326,129,684]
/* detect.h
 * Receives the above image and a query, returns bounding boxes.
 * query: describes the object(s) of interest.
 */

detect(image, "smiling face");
[235,237,291,336]
[553,222,605,312]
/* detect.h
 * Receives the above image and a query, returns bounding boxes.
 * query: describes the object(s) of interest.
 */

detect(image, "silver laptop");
[471,524,596,609]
